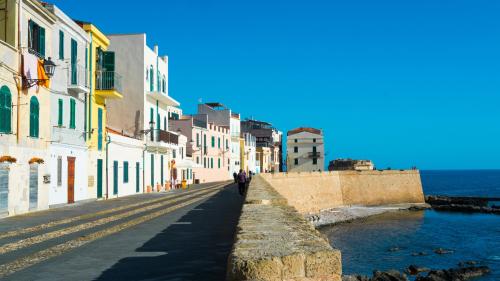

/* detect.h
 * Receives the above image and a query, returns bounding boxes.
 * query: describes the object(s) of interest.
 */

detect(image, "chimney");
[163,56,168,62]
[154,45,159,55]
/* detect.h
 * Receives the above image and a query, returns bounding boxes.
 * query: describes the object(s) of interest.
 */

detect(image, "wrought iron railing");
[68,64,88,88]
[307,152,321,158]
[95,71,123,93]
[149,129,178,145]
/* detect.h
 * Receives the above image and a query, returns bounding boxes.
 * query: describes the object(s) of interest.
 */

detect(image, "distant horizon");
[50,0,500,170]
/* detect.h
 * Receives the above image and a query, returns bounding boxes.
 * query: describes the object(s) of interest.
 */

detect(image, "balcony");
[68,64,89,93]
[307,152,322,158]
[146,129,179,152]
[146,90,180,107]
[95,71,123,99]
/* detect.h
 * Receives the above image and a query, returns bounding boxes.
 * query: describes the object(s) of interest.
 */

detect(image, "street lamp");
[23,57,56,89]
[149,120,155,141]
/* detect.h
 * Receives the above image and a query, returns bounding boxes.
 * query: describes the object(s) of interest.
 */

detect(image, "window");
[173,149,176,159]
[123,161,129,183]
[149,108,154,126]
[157,71,161,91]
[294,146,298,153]
[204,135,207,147]
[218,158,221,168]
[162,75,166,93]
[313,138,316,143]
[0,86,12,133]
[149,65,154,91]
[204,157,206,168]
[294,158,298,165]
[29,96,39,138]
[211,136,215,147]
[57,99,63,126]
[57,156,62,186]
[163,117,167,130]
[196,156,199,164]
[294,139,297,143]
[59,30,64,59]
[218,137,220,148]
[196,133,200,147]
[211,158,214,169]
[313,146,317,154]
[226,139,229,149]
[69,99,76,129]
[313,158,318,165]
[28,20,45,57]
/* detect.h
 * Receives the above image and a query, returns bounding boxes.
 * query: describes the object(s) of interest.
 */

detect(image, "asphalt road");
[0,181,244,281]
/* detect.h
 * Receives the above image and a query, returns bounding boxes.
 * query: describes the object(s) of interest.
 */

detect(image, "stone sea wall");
[226,175,342,281]
[260,170,425,214]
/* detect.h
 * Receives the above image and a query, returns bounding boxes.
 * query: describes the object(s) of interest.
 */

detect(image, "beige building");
[0,0,57,216]
[286,127,325,172]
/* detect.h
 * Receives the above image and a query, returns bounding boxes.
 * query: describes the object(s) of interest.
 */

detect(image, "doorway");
[67,157,75,203]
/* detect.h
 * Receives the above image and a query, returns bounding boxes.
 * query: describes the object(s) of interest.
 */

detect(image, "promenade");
[0,182,244,281]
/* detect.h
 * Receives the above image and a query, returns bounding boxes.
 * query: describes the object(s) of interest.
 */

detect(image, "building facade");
[241,119,282,173]
[241,132,256,174]
[43,4,89,206]
[286,127,325,172]
[106,34,182,192]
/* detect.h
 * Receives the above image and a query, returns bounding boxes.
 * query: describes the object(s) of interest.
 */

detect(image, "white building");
[107,34,184,192]
[242,132,256,174]
[197,103,241,176]
[286,127,325,172]
[43,4,90,206]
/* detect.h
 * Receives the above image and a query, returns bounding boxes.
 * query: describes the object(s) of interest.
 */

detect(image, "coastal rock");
[415,266,490,281]
[372,270,408,281]
[425,195,500,214]
[406,265,430,275]
[433,248,454,255]
[458,261,477,267]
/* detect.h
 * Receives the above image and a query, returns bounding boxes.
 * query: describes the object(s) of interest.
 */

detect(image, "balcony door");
[71,39,77,84]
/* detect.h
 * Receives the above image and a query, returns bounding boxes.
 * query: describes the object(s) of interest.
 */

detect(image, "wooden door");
[67,157,75,204]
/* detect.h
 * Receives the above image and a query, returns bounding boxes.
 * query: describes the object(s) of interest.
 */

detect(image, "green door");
[97,159,103,198]
[113,161,118,195]
[102,51,115,88]
[135,162,140,193]
[70,39,77,84]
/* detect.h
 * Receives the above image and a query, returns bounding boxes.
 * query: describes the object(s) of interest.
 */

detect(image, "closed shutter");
[123,161,129,183]
[69,99,75,129]
[29,97,39,138]
[39,27,45,57]
[71,39,77,84]
[0,86,12,133]
[113,161,118,195]
[59,31,64,59]
[58,99,63,126]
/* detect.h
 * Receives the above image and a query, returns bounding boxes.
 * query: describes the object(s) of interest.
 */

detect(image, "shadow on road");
[94,184,244,281]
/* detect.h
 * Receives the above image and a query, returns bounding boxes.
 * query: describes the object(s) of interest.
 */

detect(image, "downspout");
[16,0,22,144]
[105,135,110,199]
[88,34,93,141]
[142,144,147,193]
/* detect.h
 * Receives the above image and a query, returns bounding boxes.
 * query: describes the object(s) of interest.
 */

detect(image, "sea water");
[320,170,500,281]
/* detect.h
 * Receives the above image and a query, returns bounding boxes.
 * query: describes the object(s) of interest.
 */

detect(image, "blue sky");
[51,0,500,169]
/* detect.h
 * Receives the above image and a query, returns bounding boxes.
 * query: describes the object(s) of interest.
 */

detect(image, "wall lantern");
[23,57,56,89]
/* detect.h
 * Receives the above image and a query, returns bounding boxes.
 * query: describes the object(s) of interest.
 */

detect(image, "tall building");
[241,119,282,173]
[286,127,324,172]
[241,132,256,174]
[43,3,90,206]
[106,34,187,193]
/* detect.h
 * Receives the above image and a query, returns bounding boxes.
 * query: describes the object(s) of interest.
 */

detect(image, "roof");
[204,102,227,109]
[287,127,322,136]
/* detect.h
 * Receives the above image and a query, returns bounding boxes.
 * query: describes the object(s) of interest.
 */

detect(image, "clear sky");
[50,0,500,170]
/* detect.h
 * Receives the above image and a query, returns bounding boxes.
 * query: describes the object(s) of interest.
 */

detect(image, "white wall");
[287,131,325,172]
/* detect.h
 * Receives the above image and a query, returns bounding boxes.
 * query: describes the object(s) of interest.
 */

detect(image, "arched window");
[29,96,39,138]
[162,75,166,93]
[149,65,154,91]
[0,86,12,133]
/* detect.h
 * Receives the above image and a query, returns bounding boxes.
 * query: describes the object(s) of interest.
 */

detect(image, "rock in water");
[342,274,370,281]
[372,270,409,281]
[433,248,454,255]
[406,265,431,275]
[415,266,490,281]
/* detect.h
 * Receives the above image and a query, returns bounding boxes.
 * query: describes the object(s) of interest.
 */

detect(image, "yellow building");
[239,138,245,173]
[76,21,123,199]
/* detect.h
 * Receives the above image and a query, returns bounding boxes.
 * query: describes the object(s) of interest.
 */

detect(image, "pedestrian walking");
[233,172,238,183]
[237,169,247,196]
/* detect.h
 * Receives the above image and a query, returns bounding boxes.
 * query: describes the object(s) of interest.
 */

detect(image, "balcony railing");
[95,71,122,93]
[150,129,178,145]
[68,64,88,89]
[307,152,321,158]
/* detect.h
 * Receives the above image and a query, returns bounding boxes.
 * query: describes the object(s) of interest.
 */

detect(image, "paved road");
[0,181,244,281]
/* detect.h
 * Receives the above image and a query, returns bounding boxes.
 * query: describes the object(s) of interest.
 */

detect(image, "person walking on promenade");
[237,169,247,196]
[233,172,238,183]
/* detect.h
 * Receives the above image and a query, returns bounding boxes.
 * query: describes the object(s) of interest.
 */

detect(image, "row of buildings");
[0,0,283,217]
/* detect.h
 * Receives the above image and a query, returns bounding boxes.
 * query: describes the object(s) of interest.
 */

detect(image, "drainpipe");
[105,135,111,199]
[16,0,22,144]
[142,143,147,193]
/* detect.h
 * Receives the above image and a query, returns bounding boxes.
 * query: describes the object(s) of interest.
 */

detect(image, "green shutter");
[113,161,118,195]
[211,136,215,147]
[39,27,45,57]
[59,31,64,59]
[211,158,214,169]
[71,39,77,84]
[218,158,220,169]
[29,97,39,138]
[0,86,12,133]
[57,99,63,126]
[123,161,129,183]
[69,99,75,129]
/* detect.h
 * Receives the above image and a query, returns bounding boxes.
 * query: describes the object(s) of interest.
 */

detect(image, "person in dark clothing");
[237,169,247,196]
[233,172,238,183]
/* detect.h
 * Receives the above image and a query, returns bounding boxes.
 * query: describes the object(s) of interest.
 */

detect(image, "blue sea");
[321,170,500,281]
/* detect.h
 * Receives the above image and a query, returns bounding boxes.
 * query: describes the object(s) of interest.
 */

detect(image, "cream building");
[0,0,56,216]
[241,132,256,174]
[286,127,325,172]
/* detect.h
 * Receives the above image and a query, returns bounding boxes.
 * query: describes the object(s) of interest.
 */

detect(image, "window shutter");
[123,161,129,183]
[39,27,45,57]
[58,99,63,126]
[69,99,76,129]
[30,97,39,138]
[0,86,12,133]
[59,31,64,59]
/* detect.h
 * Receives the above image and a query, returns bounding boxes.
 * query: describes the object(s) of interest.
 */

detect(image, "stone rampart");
[260,170,424,214]
[226,176,342,281]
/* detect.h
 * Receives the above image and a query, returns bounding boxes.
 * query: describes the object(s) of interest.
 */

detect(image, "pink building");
[170,115,231,183]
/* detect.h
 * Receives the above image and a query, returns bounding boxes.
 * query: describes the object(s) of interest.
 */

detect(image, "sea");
[320,170,500,281]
